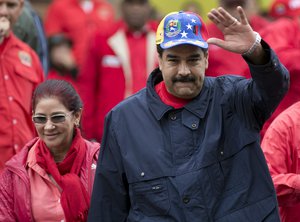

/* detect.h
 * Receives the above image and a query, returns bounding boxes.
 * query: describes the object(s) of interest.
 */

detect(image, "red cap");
[269,0,300,18]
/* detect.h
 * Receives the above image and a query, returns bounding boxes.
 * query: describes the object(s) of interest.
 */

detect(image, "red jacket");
[0,33,44,171]
[78,21,158,141]
[261,102,300,222]
[0,137,99,222]
[206,15,270,78]
[260,18,300,138]
[44,0,115,68]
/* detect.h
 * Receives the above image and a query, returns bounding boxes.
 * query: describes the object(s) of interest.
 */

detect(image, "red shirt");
[0,33,44,170]
[155,81,190,109]
[44,0,115,67]
[260,18,300,138]
[261,102,300,222]
[27,143,65,221]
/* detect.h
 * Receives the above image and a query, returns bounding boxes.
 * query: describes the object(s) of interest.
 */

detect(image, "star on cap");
[186,23,192,30]
[191,19,197,23]
[181,30,188,38]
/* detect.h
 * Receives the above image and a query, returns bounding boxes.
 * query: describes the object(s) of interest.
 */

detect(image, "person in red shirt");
[78,0,158,142]
[46,34,79,91]
[44,0,115,72]
[0,0,44,171]
[206,0,271,78]
[259,0,300,138]
[261,101,300,222]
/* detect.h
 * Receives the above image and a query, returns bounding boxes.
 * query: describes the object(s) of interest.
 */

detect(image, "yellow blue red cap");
[156,11,209,49]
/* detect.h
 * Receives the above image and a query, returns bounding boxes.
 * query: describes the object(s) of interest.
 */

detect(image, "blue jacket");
[88,43,289,222]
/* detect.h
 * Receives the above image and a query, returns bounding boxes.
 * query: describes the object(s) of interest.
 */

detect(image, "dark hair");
[32,80,83,113]
[156,44,163,57]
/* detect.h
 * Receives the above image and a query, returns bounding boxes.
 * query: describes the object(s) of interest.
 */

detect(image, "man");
[0,0,44,171]
[88,6,289,221]
[44,0,115,73]
[13,0,48,75]
[259,0,300,138]
[261,101,300,222]
[78,0,158,141]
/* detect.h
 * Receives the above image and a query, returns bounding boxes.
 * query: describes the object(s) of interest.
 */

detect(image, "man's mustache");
[172,75,195,83]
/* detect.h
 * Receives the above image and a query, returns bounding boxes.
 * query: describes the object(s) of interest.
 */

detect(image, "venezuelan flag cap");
[156,11,209,49]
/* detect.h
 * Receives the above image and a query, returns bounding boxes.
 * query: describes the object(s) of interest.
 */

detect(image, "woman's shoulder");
[84,139,100,158]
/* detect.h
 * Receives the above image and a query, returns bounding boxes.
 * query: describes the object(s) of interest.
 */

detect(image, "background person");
[261,101,300,222]
[0,80,100,221]
[0,0,44,171]
[44,0,115,76]
[259,0,300,138]
[13,0,48,75]
[46,34,79,89]
[78,0,158,142]
[88,6,289,221]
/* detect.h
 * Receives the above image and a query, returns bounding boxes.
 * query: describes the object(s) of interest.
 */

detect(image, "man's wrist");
[242,32,262,57]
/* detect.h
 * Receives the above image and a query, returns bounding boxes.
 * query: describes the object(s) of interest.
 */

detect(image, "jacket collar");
[146,68,211,120]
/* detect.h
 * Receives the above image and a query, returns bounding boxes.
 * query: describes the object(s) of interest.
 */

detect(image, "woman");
[0,80,100,222]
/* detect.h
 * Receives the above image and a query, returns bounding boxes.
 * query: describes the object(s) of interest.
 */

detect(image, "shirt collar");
[146,68,211,120]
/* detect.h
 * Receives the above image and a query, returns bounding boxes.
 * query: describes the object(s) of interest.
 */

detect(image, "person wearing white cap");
[88,6,289,221]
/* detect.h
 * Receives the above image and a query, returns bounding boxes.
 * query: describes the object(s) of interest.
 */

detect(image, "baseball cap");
[269,0,300,18]
[156,11,209,49]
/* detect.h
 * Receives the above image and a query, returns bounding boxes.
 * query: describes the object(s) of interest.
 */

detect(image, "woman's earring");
[75,120,79,127]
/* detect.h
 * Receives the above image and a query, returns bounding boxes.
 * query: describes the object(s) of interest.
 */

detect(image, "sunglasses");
[32,111,74,124]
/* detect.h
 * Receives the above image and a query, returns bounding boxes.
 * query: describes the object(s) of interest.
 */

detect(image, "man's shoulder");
[107,89,148,122]
[206,75,246,87]
[113,89,147,111]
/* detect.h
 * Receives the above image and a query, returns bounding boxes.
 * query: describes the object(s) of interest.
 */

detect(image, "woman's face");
[33,97,81,152]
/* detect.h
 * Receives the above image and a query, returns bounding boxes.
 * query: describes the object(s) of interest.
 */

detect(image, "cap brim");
[160,39,208,49]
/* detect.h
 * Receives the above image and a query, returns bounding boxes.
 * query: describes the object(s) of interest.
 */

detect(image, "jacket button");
[169,114,176,120]
[182,197,190,204]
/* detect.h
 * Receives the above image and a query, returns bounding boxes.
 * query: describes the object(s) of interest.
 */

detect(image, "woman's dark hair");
[32,79,83,113]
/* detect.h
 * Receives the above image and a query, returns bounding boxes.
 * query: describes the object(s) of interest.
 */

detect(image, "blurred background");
[31,0,274,21]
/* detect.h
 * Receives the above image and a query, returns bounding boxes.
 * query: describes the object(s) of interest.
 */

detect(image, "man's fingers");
[208,7,240,27]
[237,6,249,25]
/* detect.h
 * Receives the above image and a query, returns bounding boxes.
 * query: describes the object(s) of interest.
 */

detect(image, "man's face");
[121,0,151,31]
[0,0,23,27]
[159,44,208,99]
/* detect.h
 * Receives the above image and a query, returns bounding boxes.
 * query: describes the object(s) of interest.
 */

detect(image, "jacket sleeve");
[88,112,130,222]
[231,40,290,129]
[261,110,300,207]
[0,170,16,222]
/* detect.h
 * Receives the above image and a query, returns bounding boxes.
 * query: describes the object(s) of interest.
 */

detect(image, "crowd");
[0,0,299,221]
